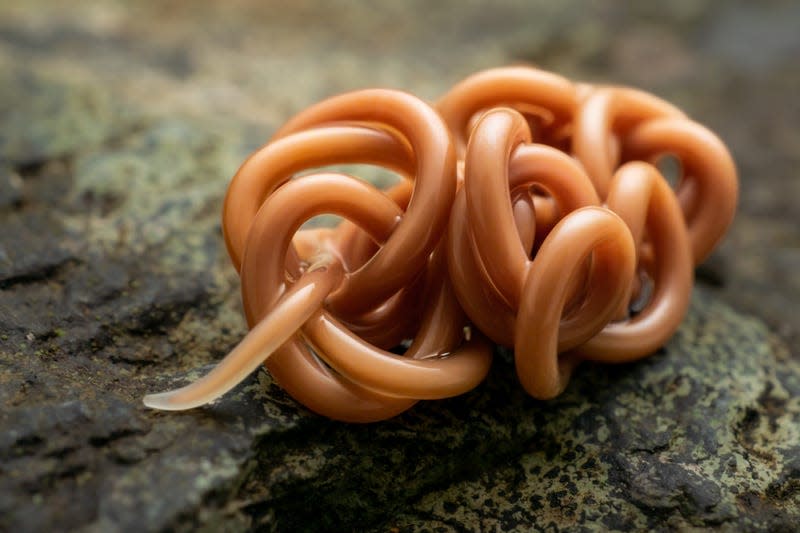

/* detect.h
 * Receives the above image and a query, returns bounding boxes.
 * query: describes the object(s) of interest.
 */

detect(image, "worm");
[144,66,738,422]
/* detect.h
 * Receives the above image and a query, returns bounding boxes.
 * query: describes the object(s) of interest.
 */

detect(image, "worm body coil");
[144,66,738,422]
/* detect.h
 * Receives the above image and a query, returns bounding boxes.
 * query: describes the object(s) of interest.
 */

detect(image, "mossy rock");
[1,41,798,533]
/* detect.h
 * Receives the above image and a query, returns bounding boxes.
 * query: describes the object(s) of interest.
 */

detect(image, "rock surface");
[0,1,798,531]
[386,298,800,532]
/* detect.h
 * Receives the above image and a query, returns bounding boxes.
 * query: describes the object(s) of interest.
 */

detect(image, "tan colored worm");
[145,66,737,420]
[436,66,577,157]
[436,69,734,398]
[146,90,492,422]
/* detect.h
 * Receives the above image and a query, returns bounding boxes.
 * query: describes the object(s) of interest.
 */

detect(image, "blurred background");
[2,0,797,345]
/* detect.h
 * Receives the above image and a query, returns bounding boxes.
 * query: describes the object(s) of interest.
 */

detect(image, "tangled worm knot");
[144,66,738,422]
[438,68,737,399]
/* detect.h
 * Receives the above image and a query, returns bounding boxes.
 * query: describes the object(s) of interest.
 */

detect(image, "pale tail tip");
[142,391,190,411]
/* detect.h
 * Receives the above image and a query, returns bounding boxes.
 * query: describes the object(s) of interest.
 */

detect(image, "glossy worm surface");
[144,66,738,421]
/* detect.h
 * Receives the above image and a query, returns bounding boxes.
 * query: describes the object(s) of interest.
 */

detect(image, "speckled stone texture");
[0,1,798,532]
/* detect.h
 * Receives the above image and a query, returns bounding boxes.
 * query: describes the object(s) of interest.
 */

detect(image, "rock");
[1,1,799,532]
[0,70,137,168]
[3,239,799,531]
[383,296,800,532]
